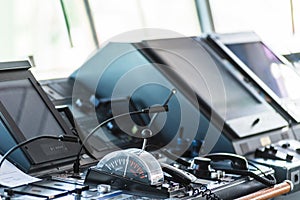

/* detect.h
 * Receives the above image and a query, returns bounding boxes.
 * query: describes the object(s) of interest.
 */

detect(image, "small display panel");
[0,79,65,139]
[227,42,300,100]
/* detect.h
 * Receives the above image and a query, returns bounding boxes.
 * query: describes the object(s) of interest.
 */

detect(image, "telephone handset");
[159,150,275,186]
[160,153,249,184]
[204,152,249,170]
[188,153,249,181]
[203,153,276,186]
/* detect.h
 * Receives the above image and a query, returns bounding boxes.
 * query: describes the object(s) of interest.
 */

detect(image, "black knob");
[270,145,277,154]
[269,144,275,151]
[286,154,293,162]
[281,142,290,149]
[192,157,211,171]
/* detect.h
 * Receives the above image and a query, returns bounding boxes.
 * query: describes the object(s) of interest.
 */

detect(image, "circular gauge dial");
[97,148,164,185]
[101,155,148,182]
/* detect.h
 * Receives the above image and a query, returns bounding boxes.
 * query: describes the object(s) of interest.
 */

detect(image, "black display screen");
[210,55,262,119]
[143,38,265,120]
[227,42,300,100]
[0,79,65,139]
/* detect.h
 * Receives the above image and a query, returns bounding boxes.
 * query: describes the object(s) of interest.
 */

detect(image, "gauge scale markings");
[98,148,164,185]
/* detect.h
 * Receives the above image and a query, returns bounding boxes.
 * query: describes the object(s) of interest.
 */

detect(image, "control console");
[83,150,276,199]
[253,139,300,193]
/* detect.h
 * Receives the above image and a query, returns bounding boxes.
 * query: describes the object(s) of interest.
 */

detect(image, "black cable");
[73,105,169,174]
[163,172,221,199]
[194,184,221,200]
[248,160,269,178]
[247,161,277,186]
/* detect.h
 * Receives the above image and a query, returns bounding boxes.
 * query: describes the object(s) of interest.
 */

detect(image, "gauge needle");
[123,155,130,177]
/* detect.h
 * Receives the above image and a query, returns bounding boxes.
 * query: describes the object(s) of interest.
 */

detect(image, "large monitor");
[139,37,288,139]
[207,32,300,123]
[0,61,80,174]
